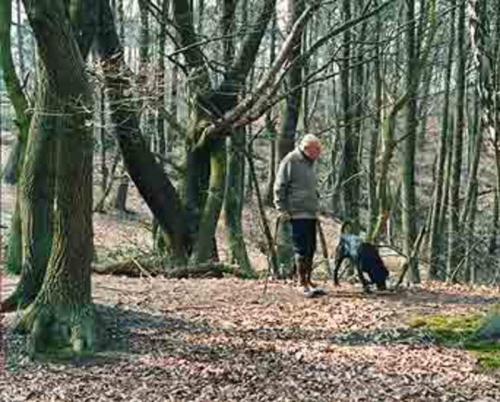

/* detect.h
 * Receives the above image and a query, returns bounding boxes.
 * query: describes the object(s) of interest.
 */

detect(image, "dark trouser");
[290,219,317,287]
[290,219,317,258]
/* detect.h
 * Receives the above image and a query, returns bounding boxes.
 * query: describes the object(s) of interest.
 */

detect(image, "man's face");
[303,143,321,161]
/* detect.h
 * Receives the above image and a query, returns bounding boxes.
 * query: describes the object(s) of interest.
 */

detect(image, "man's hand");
[278,211,292,222]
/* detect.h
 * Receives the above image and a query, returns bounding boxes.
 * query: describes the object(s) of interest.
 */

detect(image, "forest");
[0,0,499,400]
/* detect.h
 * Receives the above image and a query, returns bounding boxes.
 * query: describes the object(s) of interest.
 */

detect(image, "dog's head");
[335,234,362,261]
[333,234,363,284]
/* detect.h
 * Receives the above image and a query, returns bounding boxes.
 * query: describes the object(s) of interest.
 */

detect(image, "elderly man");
[274,134,322,295]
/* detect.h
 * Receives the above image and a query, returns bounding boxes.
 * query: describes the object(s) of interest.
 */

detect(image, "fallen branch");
[92,259,243,279]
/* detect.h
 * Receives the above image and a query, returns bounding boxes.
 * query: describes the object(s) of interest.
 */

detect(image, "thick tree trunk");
[174,0,275,264]
[225,129,254,276]
[16,0,95,355]
[192,139,226,263]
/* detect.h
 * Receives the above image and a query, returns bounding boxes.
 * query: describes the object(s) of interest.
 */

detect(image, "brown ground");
[1,277,499,401]
[1,134,500,401]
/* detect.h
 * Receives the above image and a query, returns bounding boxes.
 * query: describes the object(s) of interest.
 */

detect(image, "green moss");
[410,314,483,342]
[410,313,500,371]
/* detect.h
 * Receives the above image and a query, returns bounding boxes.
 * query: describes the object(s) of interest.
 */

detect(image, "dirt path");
[1,276,499,401]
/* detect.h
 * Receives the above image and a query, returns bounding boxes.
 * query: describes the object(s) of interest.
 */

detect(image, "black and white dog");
[332,234,389,292]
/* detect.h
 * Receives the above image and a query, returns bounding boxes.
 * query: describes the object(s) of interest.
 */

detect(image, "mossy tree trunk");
[1,82,56,312]
[0,0,31,275]
[15,0,96,355]
[173,0,275,264]
[221,0,254,276]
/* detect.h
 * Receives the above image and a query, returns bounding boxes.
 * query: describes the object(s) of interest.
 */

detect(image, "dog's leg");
[356,261,371,293]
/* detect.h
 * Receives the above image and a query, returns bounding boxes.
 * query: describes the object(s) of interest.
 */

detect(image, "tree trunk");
[222,0,254,276]
[99,86,108,203]
[96,0,189,261]
[368,7,383,234]
[174,0,275,264]
[1,81,56,312]
[340,0,360,232]
[16,0,25,77]
[16,0,95,355]
[275,0,305,277]
[401,0,420,283]
[192,139,226,263]
[428,1,455,280]
[446,0,467,281]
[0,0,31,276]
[113,170,129,211]
[264,13,277,206]
[112,0,130,210]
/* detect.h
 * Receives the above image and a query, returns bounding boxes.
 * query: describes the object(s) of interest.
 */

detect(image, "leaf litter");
[1,276,499,401]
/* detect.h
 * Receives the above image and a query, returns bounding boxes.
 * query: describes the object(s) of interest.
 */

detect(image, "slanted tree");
[96,0,190,262]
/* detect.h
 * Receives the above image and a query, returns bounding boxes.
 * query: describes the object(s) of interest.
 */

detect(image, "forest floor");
[1,277,500,401]
[1,134,500,401]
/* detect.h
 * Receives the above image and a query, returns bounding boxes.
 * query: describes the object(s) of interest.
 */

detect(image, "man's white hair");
[299,134,321,151]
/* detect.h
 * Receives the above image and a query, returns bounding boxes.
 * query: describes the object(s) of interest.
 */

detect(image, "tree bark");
[446,0,467,280]
[0,0,31,275]
[428,1,455,279]
[275,0,305,277]
[368,5,383,234]
[222,0,254,276]
[401,0,420,283]
[15,0,95,355]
